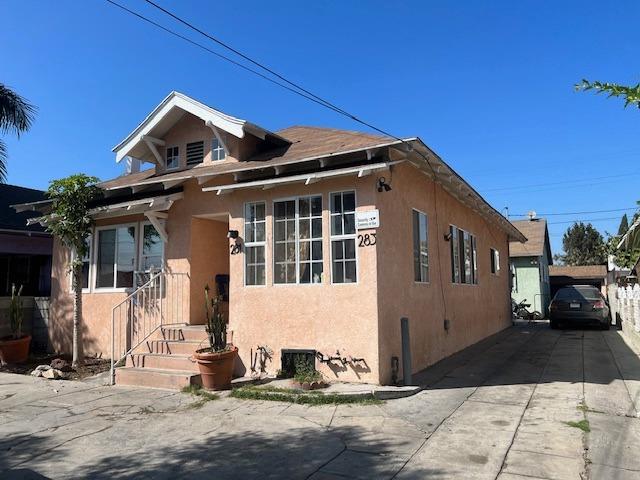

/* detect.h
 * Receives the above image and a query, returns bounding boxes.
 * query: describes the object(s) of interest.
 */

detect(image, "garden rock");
[42,368,60,379]
[30,365,51,377]
[51,358,73,372]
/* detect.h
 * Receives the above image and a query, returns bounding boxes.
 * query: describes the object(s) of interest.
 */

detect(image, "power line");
[547,216,623,225]
[509,207,638,217]
[482,171,640,193]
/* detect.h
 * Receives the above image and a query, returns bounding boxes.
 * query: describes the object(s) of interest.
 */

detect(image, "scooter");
[512,299,543,321]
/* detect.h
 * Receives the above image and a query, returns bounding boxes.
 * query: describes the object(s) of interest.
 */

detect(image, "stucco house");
[509,218,552,316]
[18,92,525,388]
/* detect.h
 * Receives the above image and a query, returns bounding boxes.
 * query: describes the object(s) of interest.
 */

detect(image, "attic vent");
[186,141,204,166]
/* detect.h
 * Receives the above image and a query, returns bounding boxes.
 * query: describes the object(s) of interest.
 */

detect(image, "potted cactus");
[0,284,30,364]
[192,284,237,390]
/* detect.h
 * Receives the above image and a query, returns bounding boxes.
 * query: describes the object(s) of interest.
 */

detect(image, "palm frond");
[0,84,36,137]
[0,140,6,183]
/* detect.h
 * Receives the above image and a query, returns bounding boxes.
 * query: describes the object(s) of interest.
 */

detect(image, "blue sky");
[2,0,639,255]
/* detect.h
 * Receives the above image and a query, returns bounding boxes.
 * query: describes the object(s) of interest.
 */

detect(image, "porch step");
[127,353,199,372]
[146,340,203,355]
[115,367,201,390]
[160,325,208,342]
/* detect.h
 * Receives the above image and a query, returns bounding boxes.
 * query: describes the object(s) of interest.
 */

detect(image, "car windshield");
[554,286,601,301]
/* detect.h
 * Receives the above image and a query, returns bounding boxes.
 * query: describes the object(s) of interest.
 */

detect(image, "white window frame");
[212,137,226,161]
[412,209,429,283]
[450,224,478,286]
[244,201,267,287]
[166,146,180,170]
[138,221,166,274]
[329,190,358,285]
[490,248,500,275]
[92,223,138,292]
[272,194,323,286]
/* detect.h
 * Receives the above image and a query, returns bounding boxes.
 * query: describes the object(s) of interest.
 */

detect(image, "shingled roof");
[549,265,607,279]
[510,219,551,260]
[0,184,49,233]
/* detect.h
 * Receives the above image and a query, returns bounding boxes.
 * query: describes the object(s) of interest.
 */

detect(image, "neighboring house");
[0,184,52,296]
[17,92,524,387]
[549,265,608,298]
[509,218,552,316]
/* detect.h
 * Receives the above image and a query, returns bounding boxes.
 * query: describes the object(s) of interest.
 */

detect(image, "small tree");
[557,222,606,266]
[45,174,100,367]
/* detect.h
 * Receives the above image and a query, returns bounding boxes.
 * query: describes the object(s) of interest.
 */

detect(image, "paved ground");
[2,325,640,479]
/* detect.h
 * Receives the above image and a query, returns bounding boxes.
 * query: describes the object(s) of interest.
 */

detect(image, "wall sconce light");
[444,232,452,241]
[227,230,239,239]
[377,177,392,192]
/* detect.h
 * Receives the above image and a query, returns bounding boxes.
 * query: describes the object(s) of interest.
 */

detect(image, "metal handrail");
[110,270,189,385]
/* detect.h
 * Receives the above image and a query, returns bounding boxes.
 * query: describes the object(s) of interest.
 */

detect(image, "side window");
[490,248,500,274]
[166,146,179,169]
[412,210,429,282]
[140,224,164,272]
[450,225,477,284]
[81,236,91,289]
[330,191,357,283]
[244,202,266,286]
[96,226,136,289]
[212,137,226,161]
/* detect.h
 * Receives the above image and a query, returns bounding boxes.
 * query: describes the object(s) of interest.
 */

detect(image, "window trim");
[272,194,324,286]
[165,145,180,171]
[70,232,93,293]
[450,224,478,286]
[92,222,138,293]
[138,221,166,274]
[329,190,359,285]
[212,137,226,161]
[244,201,267,287]
[490,248,500,275]
[412,208,430,284]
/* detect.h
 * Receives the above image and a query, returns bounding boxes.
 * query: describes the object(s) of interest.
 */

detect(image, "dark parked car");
[549,285,610,330]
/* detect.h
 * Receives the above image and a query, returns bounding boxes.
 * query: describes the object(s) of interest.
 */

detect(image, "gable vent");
[186,141,204,166]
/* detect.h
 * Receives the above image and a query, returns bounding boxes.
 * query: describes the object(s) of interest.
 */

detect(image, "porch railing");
[110,270,189,385]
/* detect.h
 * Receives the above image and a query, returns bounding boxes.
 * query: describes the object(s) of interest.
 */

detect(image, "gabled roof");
[510,219,552,260]
[112,91,289,163]
[0,184,50,233]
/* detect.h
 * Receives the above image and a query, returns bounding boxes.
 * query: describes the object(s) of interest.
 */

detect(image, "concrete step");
[145,340,203,355]
[127,353,199,372]
[115,367,201,390]
[160,325,208,342]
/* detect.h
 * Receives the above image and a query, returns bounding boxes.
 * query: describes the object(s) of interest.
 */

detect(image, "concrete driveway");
[1,325,639,479]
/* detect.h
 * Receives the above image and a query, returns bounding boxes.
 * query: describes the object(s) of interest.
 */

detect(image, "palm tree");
[0,84,36,182]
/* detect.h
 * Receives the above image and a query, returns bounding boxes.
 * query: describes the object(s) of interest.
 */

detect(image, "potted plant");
[192,285,237,390]
[0,284,30,365]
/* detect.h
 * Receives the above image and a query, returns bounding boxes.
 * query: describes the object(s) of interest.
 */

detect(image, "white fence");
[616,285,640,332]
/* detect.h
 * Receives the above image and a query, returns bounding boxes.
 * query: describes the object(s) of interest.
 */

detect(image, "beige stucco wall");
[375,163,511,384]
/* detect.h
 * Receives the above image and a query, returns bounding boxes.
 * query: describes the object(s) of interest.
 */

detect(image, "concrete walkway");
[1,325,639,479]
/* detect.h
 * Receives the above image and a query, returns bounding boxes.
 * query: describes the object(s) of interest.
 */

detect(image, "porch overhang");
[202,160,404,195]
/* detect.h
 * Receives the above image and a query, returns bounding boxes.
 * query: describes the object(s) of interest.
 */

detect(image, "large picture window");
[330,191,357,283]
[450,225,478,285]
[96,225,136,289]
[245,202,266,286]
[273,196,323,284]
[412,210,429,282]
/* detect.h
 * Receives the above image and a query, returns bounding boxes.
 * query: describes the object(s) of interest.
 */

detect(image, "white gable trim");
[113,91,275,163]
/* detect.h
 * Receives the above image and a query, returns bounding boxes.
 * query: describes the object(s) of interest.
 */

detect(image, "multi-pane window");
[96,226,136,289]
[490,248,500,274]
[273,196,323,284]
[245,202,266,286]
[450,225,478,285]
[186,141,205,166]
[412,210,429,282]
[212,137,226,161]
[330,191,357,283]
[81,236,91,289]
[166,146,179,169]
[140,224,164,272]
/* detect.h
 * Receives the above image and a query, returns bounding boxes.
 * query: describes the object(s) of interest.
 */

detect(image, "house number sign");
[356,209,380,230]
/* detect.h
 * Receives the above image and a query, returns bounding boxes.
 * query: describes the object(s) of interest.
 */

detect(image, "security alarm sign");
[356,209,380,230]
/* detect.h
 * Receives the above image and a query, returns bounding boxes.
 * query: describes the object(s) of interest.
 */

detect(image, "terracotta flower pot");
[193,346,238,391]
[0,335,31,364]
